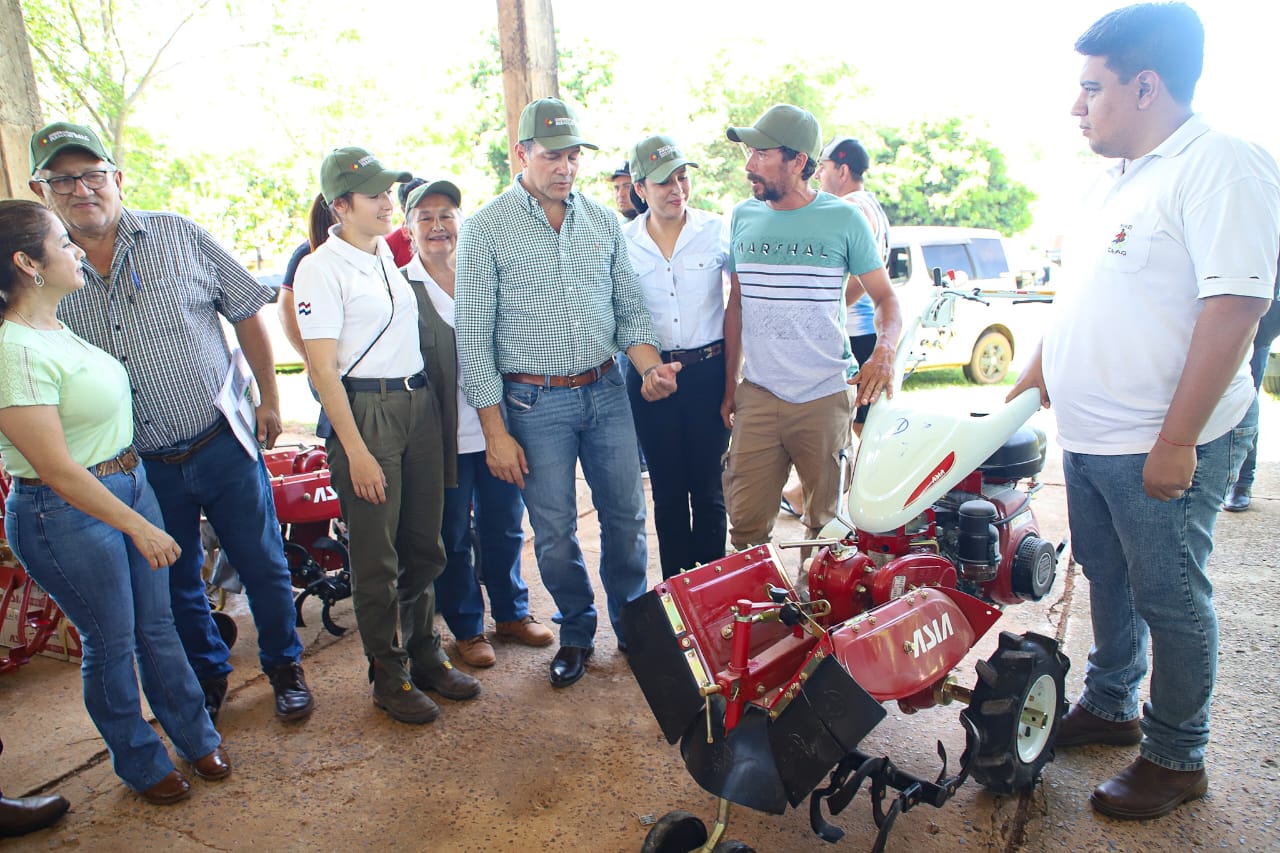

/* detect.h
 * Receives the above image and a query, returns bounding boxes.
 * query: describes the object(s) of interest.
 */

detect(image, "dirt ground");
[0,381,1276,852]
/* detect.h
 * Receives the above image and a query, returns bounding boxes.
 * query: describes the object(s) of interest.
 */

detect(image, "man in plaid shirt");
[456,98,678,688]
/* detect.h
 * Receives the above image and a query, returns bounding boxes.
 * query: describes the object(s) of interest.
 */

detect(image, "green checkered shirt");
[455,177,658,409]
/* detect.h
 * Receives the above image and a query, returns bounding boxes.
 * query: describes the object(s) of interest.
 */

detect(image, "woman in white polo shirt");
[294,148,478,725]
[622,135,731,579]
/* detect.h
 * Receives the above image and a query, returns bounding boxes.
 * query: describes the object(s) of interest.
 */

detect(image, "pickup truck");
[885,226,1051,384]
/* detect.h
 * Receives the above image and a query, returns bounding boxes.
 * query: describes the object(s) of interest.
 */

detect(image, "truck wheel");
[641,810,707,853]
[963,331,1012,385]
[961,631,1069,794]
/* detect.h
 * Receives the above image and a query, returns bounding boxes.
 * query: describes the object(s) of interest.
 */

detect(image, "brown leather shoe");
[191,746,232,781]
[1090,756,1208,820]
[495,615,554,647]
[1055,704,1141,747]
[139,770,190,805]
[456,635,497,668]
[0,791,70,837]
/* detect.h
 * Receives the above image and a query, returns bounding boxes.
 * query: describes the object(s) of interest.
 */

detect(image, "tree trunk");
[0,0,43,197]
[495,0,558,179]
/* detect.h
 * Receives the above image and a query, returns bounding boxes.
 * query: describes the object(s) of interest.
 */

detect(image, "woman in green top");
[0,200,227,805]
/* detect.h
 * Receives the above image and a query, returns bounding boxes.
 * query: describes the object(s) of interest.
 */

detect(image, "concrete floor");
[1,385,1277,852]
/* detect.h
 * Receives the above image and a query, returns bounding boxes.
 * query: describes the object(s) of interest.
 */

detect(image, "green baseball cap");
[517,98,598,152]
[726,104,822,162]
[319,147,413,205]
[629,135,699,184]
[29,122,115,172]
[404,179,463,213]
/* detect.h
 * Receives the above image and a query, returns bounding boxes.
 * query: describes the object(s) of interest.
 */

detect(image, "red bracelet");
[1158,432,1195,448]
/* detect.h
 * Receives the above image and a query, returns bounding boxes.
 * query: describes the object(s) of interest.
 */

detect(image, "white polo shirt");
[403,254,486,454]
[623,207,729,352]
[294,224,425,379]
[1043,115,1280,454]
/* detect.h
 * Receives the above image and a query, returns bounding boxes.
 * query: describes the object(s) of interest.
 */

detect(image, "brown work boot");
[371,665,439,724]
[495,615,554,647]
[455,635,496,668]
[412,661,481,701]
[1055,704,1142,747]
[1090,757,1208,820]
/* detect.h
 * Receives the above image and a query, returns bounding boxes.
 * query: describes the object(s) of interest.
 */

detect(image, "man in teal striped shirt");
[721,104,902,550]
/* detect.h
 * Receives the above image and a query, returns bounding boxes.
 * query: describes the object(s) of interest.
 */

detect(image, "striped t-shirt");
[729,192,881,403]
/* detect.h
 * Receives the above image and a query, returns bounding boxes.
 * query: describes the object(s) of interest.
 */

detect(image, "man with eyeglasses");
[27,122,314,726]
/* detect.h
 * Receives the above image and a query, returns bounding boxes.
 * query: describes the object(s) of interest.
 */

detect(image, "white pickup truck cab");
[886,226,1051,384]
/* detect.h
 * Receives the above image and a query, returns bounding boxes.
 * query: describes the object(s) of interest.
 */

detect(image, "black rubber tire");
[640,810,708,853]
[961,631,1069,793]
[711,841,756,853]
[963,330,1012,385]
[211,610,238,649]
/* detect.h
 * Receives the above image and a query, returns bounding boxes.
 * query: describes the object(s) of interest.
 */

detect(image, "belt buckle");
[400,376,413,392]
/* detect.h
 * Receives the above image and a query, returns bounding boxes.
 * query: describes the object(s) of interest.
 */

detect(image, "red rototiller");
[624,286,1069,852]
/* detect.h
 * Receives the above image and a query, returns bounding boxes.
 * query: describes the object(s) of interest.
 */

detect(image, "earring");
[33,271,45,288]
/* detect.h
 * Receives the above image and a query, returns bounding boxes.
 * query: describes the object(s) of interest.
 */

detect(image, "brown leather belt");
[662,340,724,367]
[504,357,614,389]
[141,418,229,465]
[19,446,141,486]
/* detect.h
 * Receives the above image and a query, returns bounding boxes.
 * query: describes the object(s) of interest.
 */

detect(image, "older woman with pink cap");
[623,135,731,579]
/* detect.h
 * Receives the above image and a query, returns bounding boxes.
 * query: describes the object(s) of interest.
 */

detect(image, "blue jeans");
[503,367,649,648]
[1232,300,1280,489]
[5,465,220,792]
[1064,399,1256,770]
[435,451,529,638]
[144,424,303,681]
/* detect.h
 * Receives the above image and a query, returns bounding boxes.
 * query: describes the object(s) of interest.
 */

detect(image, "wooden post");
[495,0,559,178]
[0,0,42,198]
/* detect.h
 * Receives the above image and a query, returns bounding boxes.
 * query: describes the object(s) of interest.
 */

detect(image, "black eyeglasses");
[35,169,117,195]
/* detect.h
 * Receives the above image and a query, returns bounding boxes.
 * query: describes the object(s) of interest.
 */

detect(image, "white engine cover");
[848,388,1041,533]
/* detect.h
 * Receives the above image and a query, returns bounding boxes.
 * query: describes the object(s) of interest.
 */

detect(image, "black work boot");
[200,676,229,724]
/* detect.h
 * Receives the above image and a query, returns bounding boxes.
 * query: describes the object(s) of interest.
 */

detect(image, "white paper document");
[215,348,262,458]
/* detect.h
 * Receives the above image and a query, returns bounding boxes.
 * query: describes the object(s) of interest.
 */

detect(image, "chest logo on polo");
[1108,225,1131,256]
[296,301,312,316]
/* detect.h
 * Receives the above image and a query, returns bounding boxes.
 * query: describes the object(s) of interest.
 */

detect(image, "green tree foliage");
[446,33,617,199]
[872,118,1035,235]
[23,0,208,167]
[684,53,861,214]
